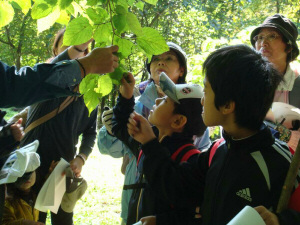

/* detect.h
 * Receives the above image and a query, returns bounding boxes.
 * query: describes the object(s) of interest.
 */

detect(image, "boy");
[128,45,300,225]
[111,72,207,224]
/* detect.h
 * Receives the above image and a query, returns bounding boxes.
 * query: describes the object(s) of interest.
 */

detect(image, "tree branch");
[4,27,15,49]
[17,9,31,55]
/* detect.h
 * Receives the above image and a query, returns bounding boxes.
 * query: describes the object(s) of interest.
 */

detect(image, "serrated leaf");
[109,67,125,84]
[0,1,14,28]
[12,0,31,15]
[94,75,113,96]
[136,27,168,55]
[66,3,74,15]
[56,10,70,25]
[45,0,57,5]
[116,0,128,9]
[117,38,134,58]
[115,5,127,15]
[143,0,158,5]
[63,17,93,45]
[126,12,142,35]
[58,0,72,10]
[127,0,134,6]
[37,7,60,33]
[87,0,98,6]
[83,90,101,115]
[113,14,127,33]
[94,23,112,43]
[31,3,53,19]
[87,7,108,24]
[136,1,144,10]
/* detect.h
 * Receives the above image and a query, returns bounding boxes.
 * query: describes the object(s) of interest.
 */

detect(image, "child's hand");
[140,216,156,225]
[70,155,86,177]
[127,112,156,144]
[119,72,135,99]
[10,118,24,142]
[254,206,280,225]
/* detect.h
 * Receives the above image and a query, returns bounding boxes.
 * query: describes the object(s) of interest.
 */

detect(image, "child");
[128,45,300,225]
[0,140,44,225]
[111,72,207,224]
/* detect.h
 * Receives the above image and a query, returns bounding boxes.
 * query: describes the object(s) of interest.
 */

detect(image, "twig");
[276,139,300,213]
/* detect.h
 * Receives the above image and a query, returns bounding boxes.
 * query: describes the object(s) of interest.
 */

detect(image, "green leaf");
[11,0,31,15]
[94,23,112,43]
[45,0,57,6]
[87,0,98,6]
[37,7,60,33]
[94,75,113,96]
[136,1,144,10]
[56,10,70,25]
[63,17,93,45]
[116,0,128,9]
[115,5,127,15]
[116,38,134,58]
[0,1,14,28]
[58,0,73,10]
[127,0,134,6]
[109,67,125,84]
[113,14,127,33]
[136,27,168,55]
[143,0,158,5]
[66,3,74,15]
[80,74,101,115]
[126,12,142,35]
[31,3,53,19]
[86,7,108,24]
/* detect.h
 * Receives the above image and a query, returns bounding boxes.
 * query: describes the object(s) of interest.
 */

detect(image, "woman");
[250,14,300,150]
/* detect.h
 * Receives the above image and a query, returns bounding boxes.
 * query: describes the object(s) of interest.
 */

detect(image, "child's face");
[150,51,184,85]
[19,171,36,191]
[148,96,176,129]
[201,78,224,126]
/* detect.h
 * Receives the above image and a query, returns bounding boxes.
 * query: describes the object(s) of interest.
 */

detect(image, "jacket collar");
[222,124,274,153]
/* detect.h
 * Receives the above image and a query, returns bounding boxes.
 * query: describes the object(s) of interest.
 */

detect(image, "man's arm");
[0,45,119,108]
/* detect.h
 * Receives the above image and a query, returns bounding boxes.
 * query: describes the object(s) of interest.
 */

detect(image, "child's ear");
[220,101,235,115]
[171,114,187,130]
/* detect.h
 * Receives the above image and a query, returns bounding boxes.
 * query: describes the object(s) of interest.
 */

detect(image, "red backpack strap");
[136,150,143,167]
[171,143,200,163]
[209,138,225,167]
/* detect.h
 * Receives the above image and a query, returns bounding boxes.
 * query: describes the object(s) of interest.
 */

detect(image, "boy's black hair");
[203,44,282,131]
[173,98,207,137]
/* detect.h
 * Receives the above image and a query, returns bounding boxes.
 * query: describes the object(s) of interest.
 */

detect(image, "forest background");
[0,1,300,223]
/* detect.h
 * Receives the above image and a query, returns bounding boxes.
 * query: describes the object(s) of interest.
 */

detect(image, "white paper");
[272,102,300,127]
[35,158,69,214]
[132,221,142,225]
[227,206,266,225]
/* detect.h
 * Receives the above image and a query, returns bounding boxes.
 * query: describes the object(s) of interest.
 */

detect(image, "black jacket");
[112,94,201,225]
[141,125,300,225]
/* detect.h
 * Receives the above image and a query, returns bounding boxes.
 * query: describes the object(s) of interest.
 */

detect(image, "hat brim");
[159,72,179,103]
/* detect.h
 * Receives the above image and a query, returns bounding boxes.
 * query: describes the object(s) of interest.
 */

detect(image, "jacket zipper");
[211,140,231,224]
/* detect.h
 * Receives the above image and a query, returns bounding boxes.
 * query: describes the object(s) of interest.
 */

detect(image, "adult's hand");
[255,206,280,225]
[70,154,86,177]
[78,45,119,75]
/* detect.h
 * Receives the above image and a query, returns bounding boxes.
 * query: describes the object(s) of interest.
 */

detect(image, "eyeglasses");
[253,33,281,43]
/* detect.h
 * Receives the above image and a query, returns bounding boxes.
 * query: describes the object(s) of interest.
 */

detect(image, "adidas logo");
[236,188,252,202]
